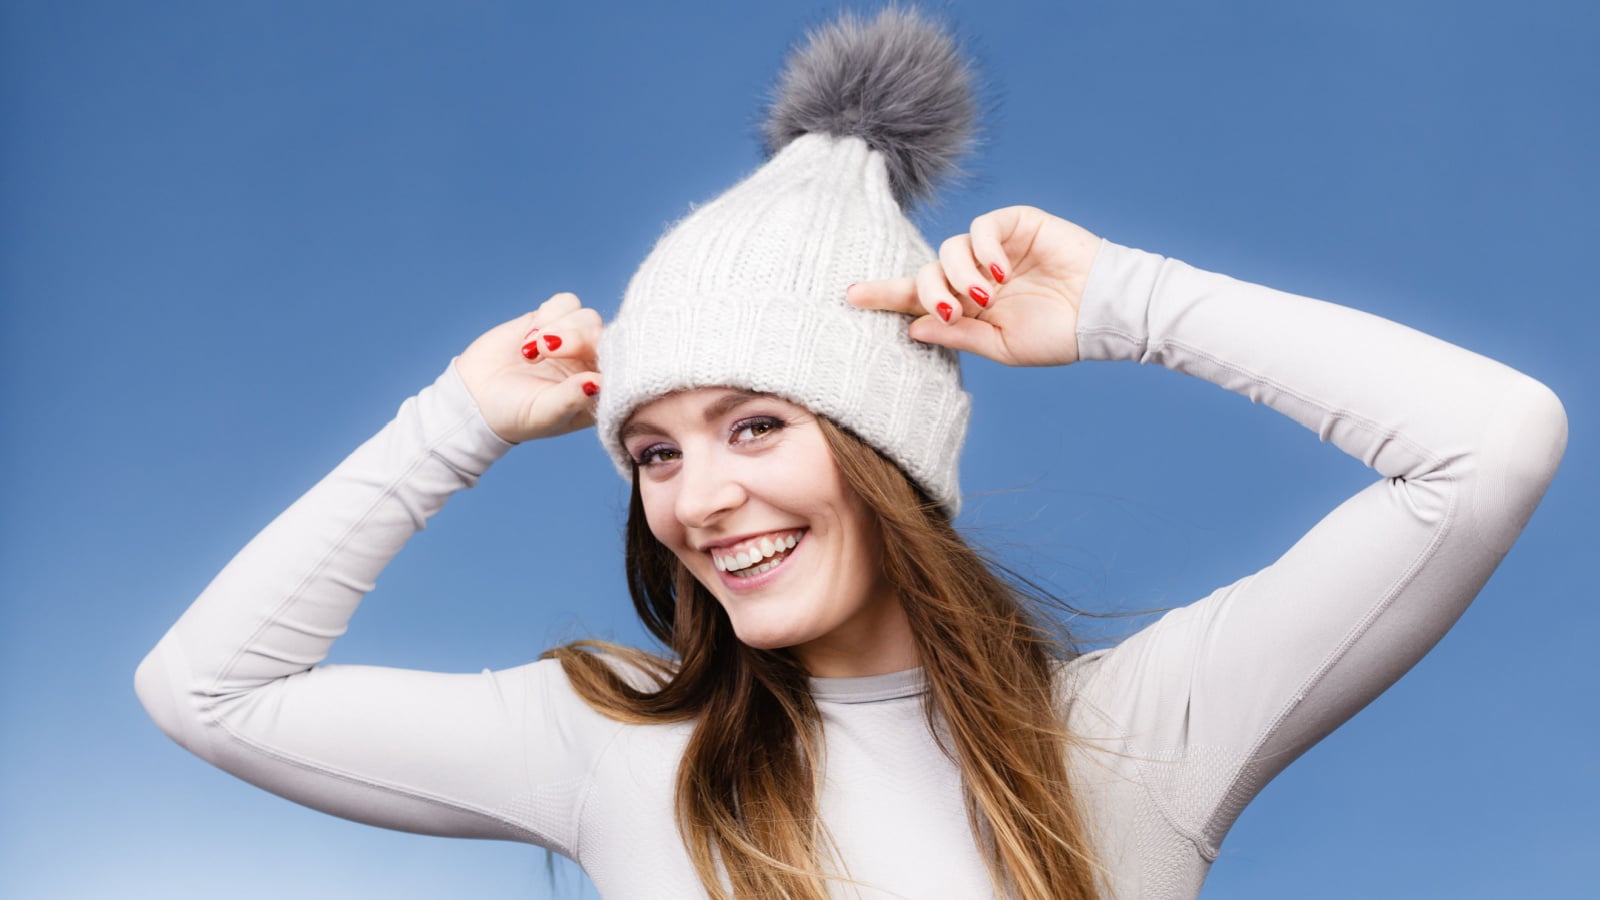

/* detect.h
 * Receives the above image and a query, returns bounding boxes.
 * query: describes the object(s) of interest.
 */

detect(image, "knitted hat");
[596,7,976,516]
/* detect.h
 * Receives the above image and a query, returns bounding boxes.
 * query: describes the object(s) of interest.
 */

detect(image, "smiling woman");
[133,7,1567,900]
[620,389,906,675]
[545,376,1106,896]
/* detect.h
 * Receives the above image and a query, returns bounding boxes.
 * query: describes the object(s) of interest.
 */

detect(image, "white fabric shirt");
[134,238,1567,899]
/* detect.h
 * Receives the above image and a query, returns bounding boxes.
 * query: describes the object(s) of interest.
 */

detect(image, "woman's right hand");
[454,292,603,444]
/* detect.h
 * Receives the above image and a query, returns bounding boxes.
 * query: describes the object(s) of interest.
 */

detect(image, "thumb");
[906,315,1007,362]
[528,370,602,439]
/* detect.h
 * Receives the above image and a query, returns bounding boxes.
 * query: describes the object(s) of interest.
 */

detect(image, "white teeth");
[708,530,805,577]
[729,557,781,578]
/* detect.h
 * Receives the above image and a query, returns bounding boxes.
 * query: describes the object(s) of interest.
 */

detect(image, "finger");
[914,259,965,325]
[534,291,582,324]
[969,207,1021,287]
[529,369,602,436]
[521,306,602,363]
[515,292,582,342]
[938,233,992,313]
[496,293,583,355]
[845,276,923,316]
[906,313,1008,361]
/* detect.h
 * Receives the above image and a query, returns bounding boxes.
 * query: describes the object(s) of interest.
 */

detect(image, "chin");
[725,614,819,654]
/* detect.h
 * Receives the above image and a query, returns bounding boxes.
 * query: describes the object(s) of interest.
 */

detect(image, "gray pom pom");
[763,6,977,208]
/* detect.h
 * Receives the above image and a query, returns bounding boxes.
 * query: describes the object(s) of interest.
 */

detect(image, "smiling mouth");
[711,530,805,578]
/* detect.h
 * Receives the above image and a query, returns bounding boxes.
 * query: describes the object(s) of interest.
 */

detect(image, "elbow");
[1508,375,1568,485]
[1470,374,1568,556]
[134,638,201,755]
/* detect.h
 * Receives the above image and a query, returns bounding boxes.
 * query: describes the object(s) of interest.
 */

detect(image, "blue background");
[2,1,1594,897]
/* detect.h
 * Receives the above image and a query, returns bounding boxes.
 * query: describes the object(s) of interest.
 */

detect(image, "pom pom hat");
[596,7,977,517]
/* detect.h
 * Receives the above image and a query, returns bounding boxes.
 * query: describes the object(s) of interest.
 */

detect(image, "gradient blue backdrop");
[2,1,1594,898]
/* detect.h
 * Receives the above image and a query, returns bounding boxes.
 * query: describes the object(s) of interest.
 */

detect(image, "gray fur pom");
[762,6,977,208]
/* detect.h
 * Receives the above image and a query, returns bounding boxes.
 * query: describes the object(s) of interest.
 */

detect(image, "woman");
[134,9,1567,900]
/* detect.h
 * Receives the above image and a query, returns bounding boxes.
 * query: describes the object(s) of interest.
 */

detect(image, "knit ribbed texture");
[596,132,971,515]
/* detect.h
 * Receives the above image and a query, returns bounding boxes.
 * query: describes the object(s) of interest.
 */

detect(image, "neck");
[791,599,918,677]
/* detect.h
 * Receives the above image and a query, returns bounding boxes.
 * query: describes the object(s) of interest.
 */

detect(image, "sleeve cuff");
[416,358,516,478]
[1075,237,1167,364]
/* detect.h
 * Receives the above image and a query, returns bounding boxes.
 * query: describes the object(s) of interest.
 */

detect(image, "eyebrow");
[619,389,767,444]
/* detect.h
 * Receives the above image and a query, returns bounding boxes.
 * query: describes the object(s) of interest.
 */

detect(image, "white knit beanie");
[596,7,976,517]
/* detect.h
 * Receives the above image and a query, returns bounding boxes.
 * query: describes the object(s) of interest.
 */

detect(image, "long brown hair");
[544,417,1110,899]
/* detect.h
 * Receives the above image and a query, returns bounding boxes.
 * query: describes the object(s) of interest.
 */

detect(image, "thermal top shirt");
[135,238,1567,899]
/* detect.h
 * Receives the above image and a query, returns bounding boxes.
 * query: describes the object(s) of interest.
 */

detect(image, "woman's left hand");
[846,205,1101,367]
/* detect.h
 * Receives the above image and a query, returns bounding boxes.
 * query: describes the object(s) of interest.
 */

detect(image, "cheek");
[830,481,885,572]
[638,483,681,548]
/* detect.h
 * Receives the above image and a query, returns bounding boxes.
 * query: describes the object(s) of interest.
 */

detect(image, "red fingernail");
[969,285,990,307]
[582,381,599,397]
[990,263,1006,283]
[936,302,953,322]
[524,326,540,341]
[521,341,539,359]
[543,334,562,352]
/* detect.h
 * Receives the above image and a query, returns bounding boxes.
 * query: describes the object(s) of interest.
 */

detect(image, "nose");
[674,452,747,529]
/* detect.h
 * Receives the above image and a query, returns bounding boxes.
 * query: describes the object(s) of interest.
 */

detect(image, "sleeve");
[1068,239,1567,855]
[133,360,610,859]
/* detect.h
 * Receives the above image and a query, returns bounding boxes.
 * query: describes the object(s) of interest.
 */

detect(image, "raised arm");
[849,207,1568,854]
[134,295,609,855]
[1066,238,1565,820]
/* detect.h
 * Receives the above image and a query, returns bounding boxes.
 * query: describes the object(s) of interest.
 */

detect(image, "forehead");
[621,387,809,439]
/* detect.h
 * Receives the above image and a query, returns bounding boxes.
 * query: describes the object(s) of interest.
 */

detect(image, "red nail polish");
[543,334,562,352]
[521,341,539,359]
[990,263,1006,283]
[523,326,540,341]
[969,285,990,307]
[582,381,599,397]
[936,302,953,322]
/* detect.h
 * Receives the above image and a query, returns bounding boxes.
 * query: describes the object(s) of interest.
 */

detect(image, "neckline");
[807,666,927,704]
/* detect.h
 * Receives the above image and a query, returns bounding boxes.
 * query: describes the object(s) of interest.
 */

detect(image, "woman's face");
[620,388,914,677]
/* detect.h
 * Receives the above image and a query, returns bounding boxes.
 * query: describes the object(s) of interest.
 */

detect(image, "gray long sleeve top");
[134,238,1568,899]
